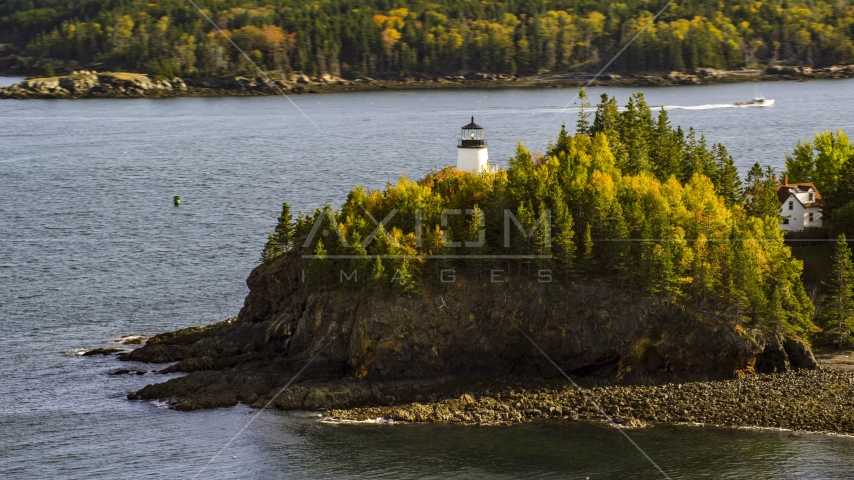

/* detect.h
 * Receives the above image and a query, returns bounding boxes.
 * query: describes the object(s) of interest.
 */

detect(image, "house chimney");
[773,174,778,184]
[783,174,788,185]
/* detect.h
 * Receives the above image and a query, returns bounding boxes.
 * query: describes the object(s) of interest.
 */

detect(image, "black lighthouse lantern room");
[459,116,486,147]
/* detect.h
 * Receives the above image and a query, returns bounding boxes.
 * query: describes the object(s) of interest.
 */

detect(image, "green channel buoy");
[174,195,181,206]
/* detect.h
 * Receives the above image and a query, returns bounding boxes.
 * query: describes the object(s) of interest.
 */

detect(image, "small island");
[118,95,854,434]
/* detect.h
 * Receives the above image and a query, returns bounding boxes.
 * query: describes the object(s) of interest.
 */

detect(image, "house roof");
[462,116,483,129]
[776,182,826,207]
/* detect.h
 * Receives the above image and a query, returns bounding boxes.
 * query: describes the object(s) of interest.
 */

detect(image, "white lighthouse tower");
[456,116,489,173]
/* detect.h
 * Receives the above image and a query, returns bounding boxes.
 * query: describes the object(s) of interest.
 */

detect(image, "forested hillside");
[2,0,854,79]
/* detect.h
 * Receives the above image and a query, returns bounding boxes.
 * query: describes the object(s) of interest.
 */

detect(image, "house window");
[783,218,790,225]
[788,201,793,210]
[809,192,815,203]
[809,212,814,222]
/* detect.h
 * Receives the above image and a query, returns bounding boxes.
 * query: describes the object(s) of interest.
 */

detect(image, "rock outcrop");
[0,71,184,99]
[122,254,817,411]
[4,66,854,100]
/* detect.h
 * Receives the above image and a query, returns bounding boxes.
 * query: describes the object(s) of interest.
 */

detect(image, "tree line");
[262,92,816,337]
[782,130,854,344]
[3,0,854,79]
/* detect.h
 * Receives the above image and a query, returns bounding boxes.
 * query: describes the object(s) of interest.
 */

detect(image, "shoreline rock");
[109,250,847,434]
[326,368,854,435]
[4,66,854,100]
[81,347,124,356]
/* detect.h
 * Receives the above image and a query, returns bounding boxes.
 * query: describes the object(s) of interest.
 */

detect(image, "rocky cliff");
[122,254,816,411]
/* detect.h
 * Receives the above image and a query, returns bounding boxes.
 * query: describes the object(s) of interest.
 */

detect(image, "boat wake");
[664,103,741,110]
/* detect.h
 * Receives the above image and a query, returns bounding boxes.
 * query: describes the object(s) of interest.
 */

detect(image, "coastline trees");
[785,131,854,195]
[7,0,854,79]
[261,201,294,261]
[818,235,854,339]
[272,93,813,335]
[784,130,854,235]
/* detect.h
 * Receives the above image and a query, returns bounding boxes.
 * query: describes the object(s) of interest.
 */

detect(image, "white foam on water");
[148,399,172,409]
[107,334,146,345]
[318,416,398,425]
[664,104,739,110]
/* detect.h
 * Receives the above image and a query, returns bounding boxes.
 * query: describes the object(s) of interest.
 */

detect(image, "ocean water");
[3,78,854,478]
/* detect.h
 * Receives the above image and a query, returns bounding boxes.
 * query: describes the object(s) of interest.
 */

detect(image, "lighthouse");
[456,116,489,173]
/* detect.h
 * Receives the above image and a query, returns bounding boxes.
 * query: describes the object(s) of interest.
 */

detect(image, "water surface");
[2,79,854,478]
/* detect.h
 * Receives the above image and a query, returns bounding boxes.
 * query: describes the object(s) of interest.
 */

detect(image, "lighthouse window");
[788,201,793,210]
[809,212,814,221]
[808,192,814,202]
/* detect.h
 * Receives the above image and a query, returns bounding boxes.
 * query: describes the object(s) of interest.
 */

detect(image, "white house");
[777,177,825,232]
[456,116,489,173]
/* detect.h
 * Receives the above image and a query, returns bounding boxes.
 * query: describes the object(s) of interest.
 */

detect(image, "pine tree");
[553,203,576,282]
[581,223,595,274]
[348,233,370,288]
[691,233,713,305]
[576,88,591,135]
[618,95,650,175]
[369,255,386,290]
[711,143,742,206]
[819,235,854,335]
[533,204,553,272]
[681,128,714,183]
[745,163,781,219]
[826,155,854,236]
[261,232,280,262]
[591,94,624,166]
[649,242,680,300]
[307,240,330,290]
[274,202,294,251]
[650,108,683,181]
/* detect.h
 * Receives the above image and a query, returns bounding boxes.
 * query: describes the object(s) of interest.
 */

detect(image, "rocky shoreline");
[3,65,854,100]
[325,368,854,435]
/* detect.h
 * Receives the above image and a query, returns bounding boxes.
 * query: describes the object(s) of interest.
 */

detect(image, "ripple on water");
[4,80,854,477]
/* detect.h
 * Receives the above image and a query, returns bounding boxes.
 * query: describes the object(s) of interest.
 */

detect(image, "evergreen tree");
[348,233,370,288]
[745,163,781,219]
[590,94,624,166]
[575,88,591,135]
[533,204,553,272]
[618,94,651,175]
[580,223,595,274]
[819,235,854,335]
[691,233,713,305]
[650,108,683,182]
[307,240,330,290]
[825,155,854,236]
[681,128,715,184]
[648,242,680,300]
[274,201,294,251]
[553,203,576,281]
[711,143,742,206]
[369,255,386,290]
[260,232,280,262]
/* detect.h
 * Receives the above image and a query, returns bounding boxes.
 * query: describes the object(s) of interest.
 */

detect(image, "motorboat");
[734,96,774,107]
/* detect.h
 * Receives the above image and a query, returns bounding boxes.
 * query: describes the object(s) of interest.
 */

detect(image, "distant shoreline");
[3,66,854,100]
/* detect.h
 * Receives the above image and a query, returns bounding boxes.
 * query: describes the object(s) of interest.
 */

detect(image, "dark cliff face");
[125,255,816,410]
